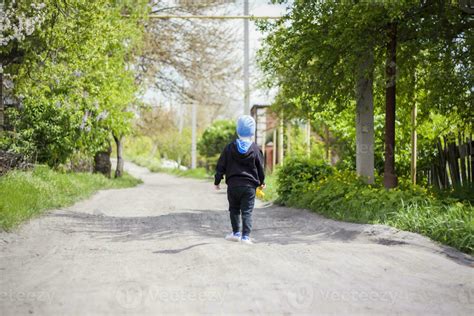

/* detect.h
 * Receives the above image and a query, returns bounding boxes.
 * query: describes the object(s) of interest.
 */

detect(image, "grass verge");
[0,166,142,231]
[259,173,278,202]
[273,157,474,255]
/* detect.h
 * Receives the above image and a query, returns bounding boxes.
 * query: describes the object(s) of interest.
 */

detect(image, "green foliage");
[276,156,332,204]
[160,128,192,167]
[0,165,142,230]
[258,1,472,179]
[259,173,278,202]
[133,106,193,167]
[164,167,210,180]
[302,170,432,223]
[124,135,157,161]
[124,136,210,180]
[127,155,210,180]
[273,156,473,254]
[125,130,193,168]
[125,155,159,171]
[2,0,147,166]
[198,120,237,158]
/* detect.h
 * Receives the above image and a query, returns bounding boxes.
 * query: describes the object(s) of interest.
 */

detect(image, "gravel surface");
[1,161,473,315]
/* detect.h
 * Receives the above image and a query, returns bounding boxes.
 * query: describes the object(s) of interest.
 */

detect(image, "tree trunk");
[113,133,124,178]
[410,69,417,185]
[0,72,4,132]
[411,103,417,185]
[287,122,292,156]
[306,117,311,157]
[325,125,330,163]
[383,22,398,189]
[93,144,112,178]
[355,50,375,184]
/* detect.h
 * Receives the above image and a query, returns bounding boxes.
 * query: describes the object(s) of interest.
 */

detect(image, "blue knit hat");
[236,115,256,138]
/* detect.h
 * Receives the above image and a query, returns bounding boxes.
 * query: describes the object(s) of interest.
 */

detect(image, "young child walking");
[214,115,265,244]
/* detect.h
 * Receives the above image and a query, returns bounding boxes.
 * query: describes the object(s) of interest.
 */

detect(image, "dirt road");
[1,161,473,315]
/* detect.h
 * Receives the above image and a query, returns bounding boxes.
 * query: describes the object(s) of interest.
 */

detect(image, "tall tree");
[1,0,146,170]
[258,0,472,187]
[258,1,385,182]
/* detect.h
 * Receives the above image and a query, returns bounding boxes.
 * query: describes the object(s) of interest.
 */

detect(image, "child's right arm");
[214,147,227,186]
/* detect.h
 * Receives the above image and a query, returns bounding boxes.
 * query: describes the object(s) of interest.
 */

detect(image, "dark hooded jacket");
[214,141,265,188]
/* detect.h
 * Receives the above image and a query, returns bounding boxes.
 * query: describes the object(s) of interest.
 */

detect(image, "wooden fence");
[0,150,31,176]
[418,133,473,190]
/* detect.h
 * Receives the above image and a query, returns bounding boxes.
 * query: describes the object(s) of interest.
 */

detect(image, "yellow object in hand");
[256,187,265,199]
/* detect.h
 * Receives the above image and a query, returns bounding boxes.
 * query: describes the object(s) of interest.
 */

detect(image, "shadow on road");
[153,243,210,254]
[47,205,473,267]
[48,206,361,246]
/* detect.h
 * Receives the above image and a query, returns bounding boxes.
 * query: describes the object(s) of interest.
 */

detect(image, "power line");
[147,14,282,19]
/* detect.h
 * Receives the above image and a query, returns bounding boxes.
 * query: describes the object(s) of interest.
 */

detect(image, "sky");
[142,0,289,117]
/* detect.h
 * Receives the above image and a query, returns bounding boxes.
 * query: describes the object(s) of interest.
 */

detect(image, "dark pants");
[227,186,256,236]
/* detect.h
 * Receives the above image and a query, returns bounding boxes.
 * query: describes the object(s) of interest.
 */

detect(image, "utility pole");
[243,0,250,115]
[191,101,197,169]
[178,101,184,134]
[278,113,284,165]
[272,129,277,170]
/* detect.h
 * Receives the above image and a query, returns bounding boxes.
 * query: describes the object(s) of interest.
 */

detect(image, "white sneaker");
[241,235,253,244]
[225,232,241,242]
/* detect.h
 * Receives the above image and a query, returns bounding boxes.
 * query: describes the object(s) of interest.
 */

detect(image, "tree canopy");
[257,0,472,182]
[1,0,147,166]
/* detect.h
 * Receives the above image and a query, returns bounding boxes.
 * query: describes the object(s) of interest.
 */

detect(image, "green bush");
[124,136,156,160]
[304,170,431,223]
[274,157,473,255]
[276,156,332,204]
[198,120,236,159]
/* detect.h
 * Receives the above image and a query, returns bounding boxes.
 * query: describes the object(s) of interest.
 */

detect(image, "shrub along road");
[0,162,473,315]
